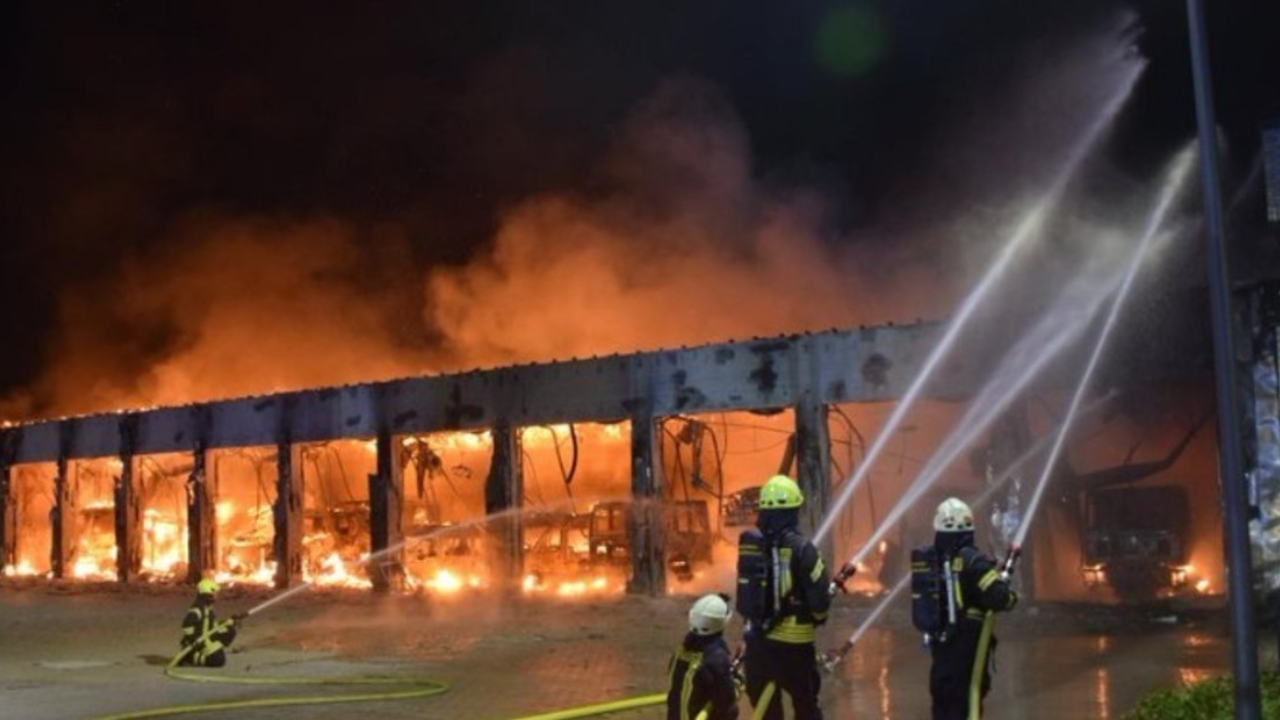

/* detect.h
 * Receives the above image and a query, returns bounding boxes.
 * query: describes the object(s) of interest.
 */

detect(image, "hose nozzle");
[1000,544,1022,581]
[829,561,858,596]
[820,640,853,673]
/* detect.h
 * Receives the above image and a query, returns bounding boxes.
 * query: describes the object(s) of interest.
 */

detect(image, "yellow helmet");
[759,474,804,510]
[688,593,733,635]
[934,497,974,532]
[197,578,219,596]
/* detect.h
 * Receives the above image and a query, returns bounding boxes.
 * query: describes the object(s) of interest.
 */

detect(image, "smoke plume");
[2,16,1155,419]
[425,77,948,371]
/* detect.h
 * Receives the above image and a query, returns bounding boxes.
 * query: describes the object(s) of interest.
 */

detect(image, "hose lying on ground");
[93,606,671,720]
[502,692,667,720]
[91,620,450,720]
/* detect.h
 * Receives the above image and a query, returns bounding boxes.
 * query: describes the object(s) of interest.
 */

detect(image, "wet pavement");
[0,580,1258,719]
[826,603,1235,719]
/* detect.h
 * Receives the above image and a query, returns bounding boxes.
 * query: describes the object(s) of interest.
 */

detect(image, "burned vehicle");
[722,486,761,527]
[1080,485,1198,602]
[587,500,714,580]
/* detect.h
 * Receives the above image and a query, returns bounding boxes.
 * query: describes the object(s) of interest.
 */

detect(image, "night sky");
[0,1,1276,418]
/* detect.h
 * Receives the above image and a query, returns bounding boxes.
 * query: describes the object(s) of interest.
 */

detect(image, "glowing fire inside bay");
[205,426,643,596]
[1,396,1226,607]
[0,457,192,582]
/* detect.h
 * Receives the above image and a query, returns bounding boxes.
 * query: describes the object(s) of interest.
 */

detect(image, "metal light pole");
[1184,0,1261,717]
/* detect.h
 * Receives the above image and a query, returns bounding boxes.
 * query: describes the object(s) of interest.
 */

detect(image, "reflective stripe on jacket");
[765,531,831,645]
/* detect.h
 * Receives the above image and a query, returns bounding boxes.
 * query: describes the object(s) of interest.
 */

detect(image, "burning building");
[2,295,1269,606]
[0,325,946,596]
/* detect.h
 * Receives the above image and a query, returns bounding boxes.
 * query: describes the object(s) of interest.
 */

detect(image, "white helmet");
[688,593,733,636]
[934,497,974,532]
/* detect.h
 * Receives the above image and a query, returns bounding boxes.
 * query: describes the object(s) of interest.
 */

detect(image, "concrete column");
[114,415,141,582]
[273,429,304,589]
[0,435,14,570]
[484,422,523,590]
[186,440,216,584]
[627,402,666,596]
[369,428,404,592]
[51,425,74,579]
[795,397,832,561]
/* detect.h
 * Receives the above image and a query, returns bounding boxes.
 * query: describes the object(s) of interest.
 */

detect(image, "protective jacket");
[929,533,1017,720]
[667,631,739,720]
[744,509,830,720]
[180,601,237,667]
[759,527,831,644]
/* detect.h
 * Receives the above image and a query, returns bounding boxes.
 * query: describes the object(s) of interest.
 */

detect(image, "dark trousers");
[744,634,823,720]
[930,621,995,720]
[177,645,227,667]
[201,648,228,667]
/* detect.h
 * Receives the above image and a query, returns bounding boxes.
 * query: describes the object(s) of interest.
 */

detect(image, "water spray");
[1012,143,1198,550]
[816,145,1193,672]
[815,63,1145,546]
[821,144,1195,672]
[825,141,1186,573]
[818,394,1113,671]
[245,581,312,617]
[814,202,1047,545]
[822,574,911,672]
[234,496,600,619]
[833,267,1129,576]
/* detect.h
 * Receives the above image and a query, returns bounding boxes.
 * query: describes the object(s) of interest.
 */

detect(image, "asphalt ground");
[0,579,1255,719]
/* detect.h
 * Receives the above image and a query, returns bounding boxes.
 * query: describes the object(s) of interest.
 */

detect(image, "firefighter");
[179,579,242,667]
[928,497,1018,720]
[667,593,740,720]
[742,474,830,720]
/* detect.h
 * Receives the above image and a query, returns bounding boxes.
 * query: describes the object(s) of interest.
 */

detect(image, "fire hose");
[89,531,879,720]
[501,694,667,720]
[89,608,450,720]
[961,545,1022,720]
[499,647,748,720]
[89,597,666,720]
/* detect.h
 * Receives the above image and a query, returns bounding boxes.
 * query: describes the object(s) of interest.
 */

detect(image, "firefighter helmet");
[934,497,974,532]
[197,578,219,596]
[759,475,804,510]
[689,593,733,635]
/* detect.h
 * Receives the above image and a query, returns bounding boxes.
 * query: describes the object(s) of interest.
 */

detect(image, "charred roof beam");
[2,325,961,463]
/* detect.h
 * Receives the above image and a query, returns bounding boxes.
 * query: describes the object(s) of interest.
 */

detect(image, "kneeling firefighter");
[667,593,740,720]
[736,474,831,720]
[913,497,1018,720]
[179,579,244,667]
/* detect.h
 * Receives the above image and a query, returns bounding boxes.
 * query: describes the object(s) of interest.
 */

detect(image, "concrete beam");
[795,396,832,560]
[186,442,216,584]
[627,399,666,596]
[484,422,523,590]
[272,429,304,589]
[1,325,956,464]
[0,451,12,570]
[114,415,141,582]
[369,427,404,592]
[51,424,73,579]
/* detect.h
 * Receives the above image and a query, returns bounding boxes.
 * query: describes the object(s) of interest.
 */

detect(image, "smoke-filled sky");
[0,1,1276,419]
